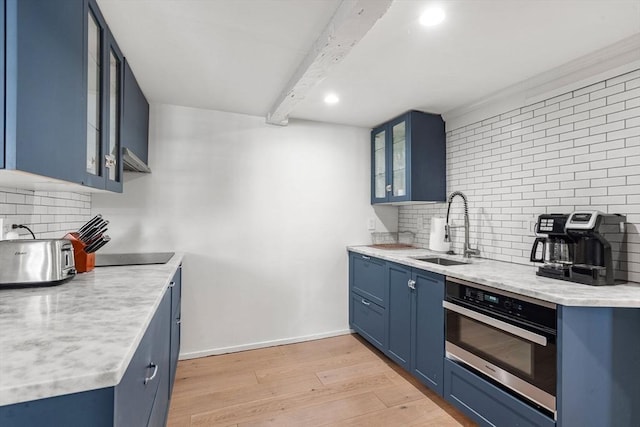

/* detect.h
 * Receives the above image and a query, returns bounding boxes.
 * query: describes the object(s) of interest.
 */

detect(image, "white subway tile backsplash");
[575,98,607,114]
[590,83,625,100]
[560,94,590,109]
[400,69,640,283]
[0,188,91,239]
[607,87,640,104]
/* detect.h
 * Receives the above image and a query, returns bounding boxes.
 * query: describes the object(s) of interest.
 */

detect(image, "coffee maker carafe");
[530,214,573,279]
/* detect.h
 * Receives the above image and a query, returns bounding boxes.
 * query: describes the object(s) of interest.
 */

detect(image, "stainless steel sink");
[412,256,469,266]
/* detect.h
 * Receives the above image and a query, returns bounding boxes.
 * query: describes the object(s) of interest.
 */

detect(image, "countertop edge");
[347,246,640,308]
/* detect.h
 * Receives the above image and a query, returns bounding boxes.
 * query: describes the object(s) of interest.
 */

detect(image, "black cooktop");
[95,252,175,267]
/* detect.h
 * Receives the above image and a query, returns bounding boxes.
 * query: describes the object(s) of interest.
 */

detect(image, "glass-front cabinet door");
[371,117,410,203]
[391,120,407,199]
[86,7,101,181]
[105,37,123,192]
[372,128,388,202]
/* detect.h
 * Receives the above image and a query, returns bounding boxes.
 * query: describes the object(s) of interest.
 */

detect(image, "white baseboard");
[178,328,353,360]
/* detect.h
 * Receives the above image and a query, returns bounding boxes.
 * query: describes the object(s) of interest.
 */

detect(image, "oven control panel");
[464,287,524,313]
[446,280,556,330]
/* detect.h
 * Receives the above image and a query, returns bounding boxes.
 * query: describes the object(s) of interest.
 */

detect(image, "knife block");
[64,232,95,273]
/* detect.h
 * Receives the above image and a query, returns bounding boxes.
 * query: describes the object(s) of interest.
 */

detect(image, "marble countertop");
[348,246,640,307]
[0,253,184,407]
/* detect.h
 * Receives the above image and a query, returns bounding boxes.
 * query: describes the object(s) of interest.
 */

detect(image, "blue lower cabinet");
[557,306,640,427]
[0,388,114,427]
[412,269,444,394]
[350,292,386,351]
[387,263,412,369]
[444,359,555,427]
[0,273,180,427]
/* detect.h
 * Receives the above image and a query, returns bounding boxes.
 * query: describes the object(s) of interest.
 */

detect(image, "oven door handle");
[443,301,548,346]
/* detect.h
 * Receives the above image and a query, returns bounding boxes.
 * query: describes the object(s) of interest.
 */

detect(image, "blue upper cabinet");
[1,0,146,192]
[371,111,446,204]
[122,59,150,168]
[4,0,86,184]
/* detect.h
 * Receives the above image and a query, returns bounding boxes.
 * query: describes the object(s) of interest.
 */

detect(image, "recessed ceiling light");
[419,7,445,27]
[324,93,340,105]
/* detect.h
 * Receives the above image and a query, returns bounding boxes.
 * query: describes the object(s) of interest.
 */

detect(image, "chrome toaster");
[0,239,76,287]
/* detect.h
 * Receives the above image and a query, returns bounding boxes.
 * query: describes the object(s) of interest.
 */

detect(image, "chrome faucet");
[445,191,480,258]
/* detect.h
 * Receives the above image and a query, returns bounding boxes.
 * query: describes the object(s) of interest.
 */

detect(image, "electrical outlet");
[525,215,538,237]
[367,217,376,230]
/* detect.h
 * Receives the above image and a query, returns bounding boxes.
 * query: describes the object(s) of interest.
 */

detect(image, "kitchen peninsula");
[0,253,183,426]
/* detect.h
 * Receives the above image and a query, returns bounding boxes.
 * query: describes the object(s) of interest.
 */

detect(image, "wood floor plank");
[322,398,465,427]
[315,359,391,385]
[189,373,394,426]
[372,381,428,407]
[254,348,376,384]
[167,334,476,427]
[168,373,321,422]
[237,392,387,427]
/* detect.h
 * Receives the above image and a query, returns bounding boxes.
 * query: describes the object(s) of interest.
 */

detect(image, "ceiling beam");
[266,0,393,126]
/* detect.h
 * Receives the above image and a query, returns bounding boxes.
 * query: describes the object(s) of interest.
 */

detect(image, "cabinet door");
[412,269,444,394]
[387,262,412,369]
[84,0,106,188]
[7,0,86,183]
[388,116,409,203]
[371,126,388,203]
[104,33,124,192]
[122,60,150,165]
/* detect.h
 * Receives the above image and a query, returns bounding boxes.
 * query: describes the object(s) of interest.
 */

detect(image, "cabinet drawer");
[350,292,386,350]
[350,253,386,306]
[444,359,555,427]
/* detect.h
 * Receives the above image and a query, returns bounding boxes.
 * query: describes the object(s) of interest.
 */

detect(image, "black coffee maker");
[530,214,573,280]
[530,211,626,285]
[564,211,626,286]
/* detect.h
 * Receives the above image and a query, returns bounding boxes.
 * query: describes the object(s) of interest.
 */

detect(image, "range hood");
[122,147,151,173]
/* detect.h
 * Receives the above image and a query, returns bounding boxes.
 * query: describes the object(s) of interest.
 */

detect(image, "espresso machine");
[530,211,626,285]
[565,211,626,285]
[530,214,573,279]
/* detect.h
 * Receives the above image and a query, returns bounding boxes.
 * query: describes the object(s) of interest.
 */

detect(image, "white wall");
[92,104,397,358]
[400,69,640,283]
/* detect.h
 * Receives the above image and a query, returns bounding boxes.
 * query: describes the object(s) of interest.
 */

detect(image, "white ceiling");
[98,0,640,128]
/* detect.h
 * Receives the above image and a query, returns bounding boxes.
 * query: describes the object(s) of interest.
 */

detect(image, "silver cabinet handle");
[176,319,182,325]
[408,279,416,290]
[361,299,370,306]
[104,154,116,168]
[169,281,175,288]
[386,184,392,192]
[361,255,370,260]
[443,301,547,346]
[144,363,158,385]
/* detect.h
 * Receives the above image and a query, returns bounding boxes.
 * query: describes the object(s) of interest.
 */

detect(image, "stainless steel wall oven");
[444,277,557,415]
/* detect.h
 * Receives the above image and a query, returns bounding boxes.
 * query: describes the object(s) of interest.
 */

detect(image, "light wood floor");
[167,334,476,426]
